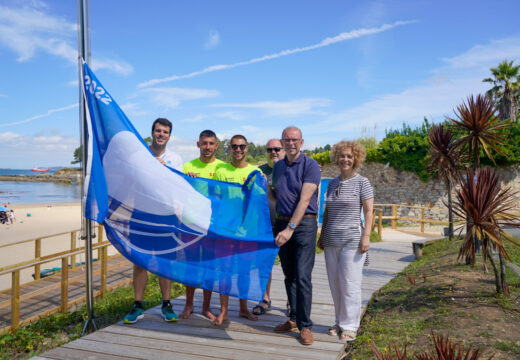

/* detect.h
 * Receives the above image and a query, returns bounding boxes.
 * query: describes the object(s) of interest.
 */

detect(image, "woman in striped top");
[317,140,374,341]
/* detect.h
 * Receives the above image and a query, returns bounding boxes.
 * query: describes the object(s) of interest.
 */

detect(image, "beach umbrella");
[0,206,9,212]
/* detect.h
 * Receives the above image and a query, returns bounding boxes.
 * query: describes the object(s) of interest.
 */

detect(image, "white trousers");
[324,247,365,332]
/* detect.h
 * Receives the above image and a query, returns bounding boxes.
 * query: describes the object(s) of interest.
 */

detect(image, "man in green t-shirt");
[212,134,259,326]
[180,130,224,321]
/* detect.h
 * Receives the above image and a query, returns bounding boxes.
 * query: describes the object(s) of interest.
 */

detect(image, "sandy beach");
[0,203,116,291]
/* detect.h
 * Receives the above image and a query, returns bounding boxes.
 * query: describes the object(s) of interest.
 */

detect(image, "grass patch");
[0,274,185,360]
[346,237,520,360]
[370,230,382,243]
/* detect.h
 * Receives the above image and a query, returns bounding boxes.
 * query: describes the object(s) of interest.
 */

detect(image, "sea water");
[0,169,80,204]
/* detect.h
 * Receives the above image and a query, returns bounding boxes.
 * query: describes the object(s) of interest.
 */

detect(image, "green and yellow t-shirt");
[183,158,224,179]
[213,163,258,185]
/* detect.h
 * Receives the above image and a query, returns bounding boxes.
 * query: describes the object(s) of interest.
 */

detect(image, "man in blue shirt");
[271,126,321,346]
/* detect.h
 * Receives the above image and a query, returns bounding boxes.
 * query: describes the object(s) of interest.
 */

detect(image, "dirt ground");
[347,239,520,359]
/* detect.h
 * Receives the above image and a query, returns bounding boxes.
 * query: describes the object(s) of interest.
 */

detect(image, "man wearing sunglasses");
[179,129,225,321]
[212,134,259,326]
[251,139,285,316]
[271,126,321,345]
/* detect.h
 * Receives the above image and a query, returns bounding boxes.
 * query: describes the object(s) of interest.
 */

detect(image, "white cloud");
[204,30,221,50]
[215,111,246,121]
[305,37,520,140]
[138,20,418,88]
[0,131,26,144]
[0,104,78,128]
[120,102,152,118]
[178,114,206,123]
[167,136,198,163]
[211,98,332,117]
[92,58,134,77]
[441,37,520,69]
[0,93,7,98]
[142,87,220,110]
[0,2,133,75]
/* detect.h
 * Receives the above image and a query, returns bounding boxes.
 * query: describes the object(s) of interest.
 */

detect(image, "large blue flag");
[81,63,278,302]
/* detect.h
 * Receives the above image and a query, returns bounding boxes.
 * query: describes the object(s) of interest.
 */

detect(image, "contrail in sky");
[0,104,78,127]
[138,20,418,88]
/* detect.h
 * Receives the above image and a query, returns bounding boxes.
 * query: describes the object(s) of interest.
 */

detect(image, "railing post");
[97,224,104,260]
[11,270,20,329]
[61,257,69,313]
[378,209,383,237]
[101,246,107,298]
[371,209,376,230]
[421,208,425,233]
[70,231,77,269]
[34,238,41,280]
[392,205,397,229]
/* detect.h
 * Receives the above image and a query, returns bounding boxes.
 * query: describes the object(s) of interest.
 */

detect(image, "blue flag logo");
[82,63,278,302]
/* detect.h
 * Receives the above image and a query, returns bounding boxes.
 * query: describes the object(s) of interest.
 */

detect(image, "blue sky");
[1,0,519,168]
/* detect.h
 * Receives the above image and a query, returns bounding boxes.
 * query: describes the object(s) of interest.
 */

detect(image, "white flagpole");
[77,0,97,335]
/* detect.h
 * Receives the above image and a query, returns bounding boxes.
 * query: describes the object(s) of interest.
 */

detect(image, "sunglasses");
[266,147,282,152]
[282,138,301,143]
[231,144,247,150]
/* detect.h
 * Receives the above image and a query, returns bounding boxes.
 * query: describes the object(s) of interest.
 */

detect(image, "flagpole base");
[81,317,97,336]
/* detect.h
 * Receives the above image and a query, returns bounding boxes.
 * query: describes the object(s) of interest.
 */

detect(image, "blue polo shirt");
[272,152,321,216]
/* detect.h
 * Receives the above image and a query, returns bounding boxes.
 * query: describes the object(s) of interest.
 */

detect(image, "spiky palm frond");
[449,95,509,167]
[427,124,461,184]
[452,167,520,265]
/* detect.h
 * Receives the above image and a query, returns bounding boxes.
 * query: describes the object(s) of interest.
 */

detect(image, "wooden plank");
[11,270,20,329]
[38,347,128,360]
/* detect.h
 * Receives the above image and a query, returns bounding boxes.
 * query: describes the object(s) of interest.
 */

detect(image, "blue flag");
[81,63,278,302]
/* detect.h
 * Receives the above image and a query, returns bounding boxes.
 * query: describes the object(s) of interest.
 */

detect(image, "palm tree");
[449,94,508,170]
[449,94,509,264]
[452,167,520,293]
[427,125,460,240]
[483,60,520,122]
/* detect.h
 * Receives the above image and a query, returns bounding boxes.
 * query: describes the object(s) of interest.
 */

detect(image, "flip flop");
[252,300,271,315]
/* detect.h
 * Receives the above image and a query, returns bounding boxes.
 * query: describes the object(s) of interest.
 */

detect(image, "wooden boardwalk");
[0,255,133,331]
[35,237,416,360]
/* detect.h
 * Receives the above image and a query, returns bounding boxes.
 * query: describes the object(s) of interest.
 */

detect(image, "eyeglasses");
[282,138,301,143]
[266,147,282,152]
[231,144,247,150]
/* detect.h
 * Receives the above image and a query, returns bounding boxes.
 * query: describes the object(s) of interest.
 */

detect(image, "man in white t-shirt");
[123,117,182,324]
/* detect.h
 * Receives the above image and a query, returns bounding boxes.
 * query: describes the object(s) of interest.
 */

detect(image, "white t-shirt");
[159,148,183,171]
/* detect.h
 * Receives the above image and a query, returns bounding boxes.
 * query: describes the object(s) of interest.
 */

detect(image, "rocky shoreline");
[0,168,81,184]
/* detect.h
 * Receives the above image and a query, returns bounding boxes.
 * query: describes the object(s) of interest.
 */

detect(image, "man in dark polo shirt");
[271,126,321,346]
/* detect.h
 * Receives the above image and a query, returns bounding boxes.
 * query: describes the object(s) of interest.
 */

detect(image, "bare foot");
[178,304,194,319]
[239,310,258,322]
[202,307,216,321]
[212,312,228,326]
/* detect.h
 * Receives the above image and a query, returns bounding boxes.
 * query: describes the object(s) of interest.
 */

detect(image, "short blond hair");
[330,141,366,170]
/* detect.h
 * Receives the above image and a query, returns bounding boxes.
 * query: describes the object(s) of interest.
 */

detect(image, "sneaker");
[123,303,144,324]
[161,302,178,322]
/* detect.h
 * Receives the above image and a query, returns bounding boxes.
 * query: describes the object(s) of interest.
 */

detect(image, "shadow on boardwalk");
[35,230,435,360]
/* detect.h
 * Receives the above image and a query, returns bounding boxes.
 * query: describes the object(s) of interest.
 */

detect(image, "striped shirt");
[321,174,374,248]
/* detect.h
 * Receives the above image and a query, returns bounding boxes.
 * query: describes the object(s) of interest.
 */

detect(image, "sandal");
[328,325,341,336]
[340,329,357,341]
[252,299,271,315]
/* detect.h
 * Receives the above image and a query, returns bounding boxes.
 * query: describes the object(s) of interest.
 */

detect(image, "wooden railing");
[371,203,450,235]
[0,225,125,330]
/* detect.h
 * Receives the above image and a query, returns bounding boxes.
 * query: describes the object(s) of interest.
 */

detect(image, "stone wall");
[321,162,520,222]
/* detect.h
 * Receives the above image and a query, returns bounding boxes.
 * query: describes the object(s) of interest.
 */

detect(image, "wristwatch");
[288,223,296,230]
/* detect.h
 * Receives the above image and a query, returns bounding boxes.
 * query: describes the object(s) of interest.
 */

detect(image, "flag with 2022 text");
[81,62,278,302]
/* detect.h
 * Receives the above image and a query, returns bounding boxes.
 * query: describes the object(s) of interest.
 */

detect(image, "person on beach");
[317,140,374,341]
[251,139,285,316]
[123,117,182,324]
[272,126,321,346]
[179,129,225,320]
[211,134,259,326]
